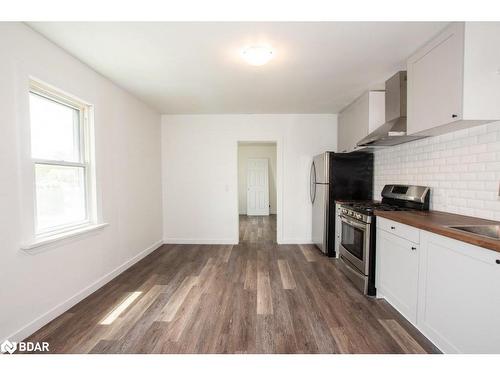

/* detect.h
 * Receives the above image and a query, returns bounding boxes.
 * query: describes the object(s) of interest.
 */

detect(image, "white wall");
[161,114,337,244]
[238,143,277,215]
[374,121,500,220]
[0,23,163,342]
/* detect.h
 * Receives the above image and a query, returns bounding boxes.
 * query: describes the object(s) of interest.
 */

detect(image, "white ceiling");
[29,22,448,114]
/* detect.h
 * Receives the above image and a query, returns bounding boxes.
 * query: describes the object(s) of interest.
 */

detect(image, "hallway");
[239,215,277,244]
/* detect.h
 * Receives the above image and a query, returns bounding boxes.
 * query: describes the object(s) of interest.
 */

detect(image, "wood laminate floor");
[26,215,439,354]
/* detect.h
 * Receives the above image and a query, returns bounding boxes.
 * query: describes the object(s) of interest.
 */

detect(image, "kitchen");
[1,9,500,374]
[311,22,500,354]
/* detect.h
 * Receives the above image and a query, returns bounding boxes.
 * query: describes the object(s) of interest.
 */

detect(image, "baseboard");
[164,238,237,245]
[4,239,163,343]
[279,238,313,244]
[164,238,310,245]
[238,212,277,215]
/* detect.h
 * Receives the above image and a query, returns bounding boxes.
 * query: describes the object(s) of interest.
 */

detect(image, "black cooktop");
[342,201,414,215]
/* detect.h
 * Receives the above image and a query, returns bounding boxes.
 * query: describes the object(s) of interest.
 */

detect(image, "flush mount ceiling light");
[241,46,274,66]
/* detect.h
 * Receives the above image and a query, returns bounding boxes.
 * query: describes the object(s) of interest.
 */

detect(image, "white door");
[246,158,269,216]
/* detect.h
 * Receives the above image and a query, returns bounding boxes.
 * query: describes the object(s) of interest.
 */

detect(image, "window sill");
[21,223,109,251]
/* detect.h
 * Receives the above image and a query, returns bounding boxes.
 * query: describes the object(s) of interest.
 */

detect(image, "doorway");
[237,142,277,243]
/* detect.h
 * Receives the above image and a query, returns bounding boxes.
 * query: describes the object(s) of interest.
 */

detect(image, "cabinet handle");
[390,226,396,230]
[496,259,500,264]
[452,114,458,118]
[411,246,417,251]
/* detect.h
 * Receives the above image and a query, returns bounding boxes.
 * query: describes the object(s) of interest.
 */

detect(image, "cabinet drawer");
[377,217,420,244]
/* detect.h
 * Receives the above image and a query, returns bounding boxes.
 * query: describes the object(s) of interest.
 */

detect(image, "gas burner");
[369,204,412,212]
[342,202,409,214]
[339,185,430,223]
[343,201,420,214]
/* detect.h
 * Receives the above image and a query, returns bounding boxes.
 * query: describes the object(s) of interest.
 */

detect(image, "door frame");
[236,140,282,244]
[246,158,270,216]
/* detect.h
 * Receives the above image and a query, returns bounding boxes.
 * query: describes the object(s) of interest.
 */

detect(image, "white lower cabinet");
[376,227,419,324]
[376,218,500,353]
[375,218,500,353]
[417,231,500,353]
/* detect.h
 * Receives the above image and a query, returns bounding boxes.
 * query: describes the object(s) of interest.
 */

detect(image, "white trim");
[164,238,237,245]
[279,238,314,245]
[21,223,109,250]
[32,158,86,168]
[29,78,92,109]
[164,238,311,245]
[3,240,163,343]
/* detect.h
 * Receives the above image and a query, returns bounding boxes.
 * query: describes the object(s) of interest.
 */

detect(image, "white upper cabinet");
[337,91,385,153]
[407,23,464,134]
[407,22,500,136]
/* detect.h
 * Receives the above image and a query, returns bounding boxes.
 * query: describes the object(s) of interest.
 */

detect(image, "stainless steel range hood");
[357,71,426,147]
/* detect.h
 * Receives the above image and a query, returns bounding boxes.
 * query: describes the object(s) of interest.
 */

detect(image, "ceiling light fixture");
[241,46,274,66]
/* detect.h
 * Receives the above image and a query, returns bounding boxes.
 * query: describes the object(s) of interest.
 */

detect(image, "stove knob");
[355,213,362,220]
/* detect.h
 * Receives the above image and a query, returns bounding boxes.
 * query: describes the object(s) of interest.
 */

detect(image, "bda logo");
[1,339,49,354]
[1,340,17,354]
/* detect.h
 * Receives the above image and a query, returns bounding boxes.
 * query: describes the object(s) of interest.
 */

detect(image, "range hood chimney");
[357,71,426,148]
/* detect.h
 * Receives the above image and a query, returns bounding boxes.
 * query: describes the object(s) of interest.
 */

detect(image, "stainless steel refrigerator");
[310,152,373,257]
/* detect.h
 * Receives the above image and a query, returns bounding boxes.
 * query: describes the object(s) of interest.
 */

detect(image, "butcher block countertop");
[374,210,500,253]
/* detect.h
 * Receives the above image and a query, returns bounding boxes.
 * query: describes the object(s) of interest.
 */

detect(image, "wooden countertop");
[374,210,500,253]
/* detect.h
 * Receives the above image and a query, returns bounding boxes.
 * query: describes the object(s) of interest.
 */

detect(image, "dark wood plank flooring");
[26,215,439,353]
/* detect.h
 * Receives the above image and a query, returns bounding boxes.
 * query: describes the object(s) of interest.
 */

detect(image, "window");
[29,80,96,237]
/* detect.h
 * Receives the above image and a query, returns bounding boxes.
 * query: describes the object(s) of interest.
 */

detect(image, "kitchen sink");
[447,225,500,240]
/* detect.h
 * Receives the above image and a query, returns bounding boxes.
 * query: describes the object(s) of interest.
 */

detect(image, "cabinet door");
[337,93,369,152]
[376,228,419,323]
[368,91,386,133]
[418,232,500,353]
[337,111,351,153]
[407,23,465,135]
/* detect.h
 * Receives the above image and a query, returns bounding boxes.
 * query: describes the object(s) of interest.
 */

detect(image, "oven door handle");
[340,216,367,230]
[340,254,363,276]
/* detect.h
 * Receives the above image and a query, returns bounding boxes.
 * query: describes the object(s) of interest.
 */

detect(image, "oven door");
[339,216,370,275]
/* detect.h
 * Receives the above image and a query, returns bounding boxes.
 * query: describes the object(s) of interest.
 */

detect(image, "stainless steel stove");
[338,184,430,296]
[340,202,418,223]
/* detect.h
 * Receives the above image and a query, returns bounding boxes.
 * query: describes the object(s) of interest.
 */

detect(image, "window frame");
[28,79,98,240]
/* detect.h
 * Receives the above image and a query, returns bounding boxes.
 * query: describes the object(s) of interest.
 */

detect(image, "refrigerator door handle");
[310,161,317,203]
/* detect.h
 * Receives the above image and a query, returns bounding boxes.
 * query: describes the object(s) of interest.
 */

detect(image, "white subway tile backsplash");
[374,121,500,221]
